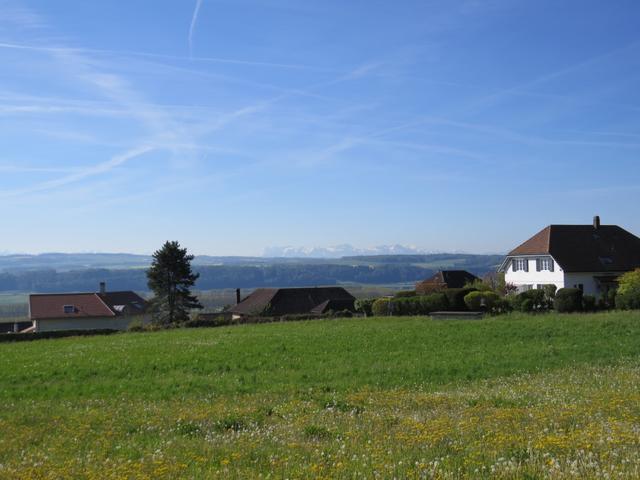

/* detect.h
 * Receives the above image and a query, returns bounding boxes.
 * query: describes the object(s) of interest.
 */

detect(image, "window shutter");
[549,259,554,272]
[536,259,541,272]
[524,259,529,272]
[512,259,517,272]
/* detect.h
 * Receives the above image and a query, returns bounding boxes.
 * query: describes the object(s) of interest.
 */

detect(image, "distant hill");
[0,253,504,293]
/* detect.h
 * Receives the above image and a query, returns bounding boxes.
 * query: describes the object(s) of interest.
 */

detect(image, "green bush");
[394,290,417,298]
[583,295,597,312]
[371,298,391,316]
[444,288,476,311]
[389,293,448,315]
[463,291,500,311]
[464,279,494,292]
[369,293,449,317]
[354,298,374,317]
[184,315,234,328]
[510,289,551,312]
[554,288,583,313]
[541,284,557,300]
[521,298,534,312]
[419,293,449,313]
[615,269,640,310]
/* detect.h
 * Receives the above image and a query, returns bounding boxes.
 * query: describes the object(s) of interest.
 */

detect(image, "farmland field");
[1,312,640,478]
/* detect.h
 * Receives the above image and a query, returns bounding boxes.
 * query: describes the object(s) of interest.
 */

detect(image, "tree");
[147,241,202,325]
[615,268,640,310]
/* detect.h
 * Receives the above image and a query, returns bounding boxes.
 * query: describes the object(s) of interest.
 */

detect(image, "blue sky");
[1,0,639,256]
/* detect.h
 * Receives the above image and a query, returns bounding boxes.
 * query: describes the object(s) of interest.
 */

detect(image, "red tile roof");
[30,293,115,320]
[29,291,147,320]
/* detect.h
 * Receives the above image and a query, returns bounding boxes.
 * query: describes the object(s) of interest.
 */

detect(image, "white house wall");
[35,315,150,332]
[563,273,602,297]
[504,257,565,291]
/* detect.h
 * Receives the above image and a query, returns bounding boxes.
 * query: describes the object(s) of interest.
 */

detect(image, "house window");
[63,305,75,314]
[520,284,534,292]
[536,257,554,272]
[513,258,529,272]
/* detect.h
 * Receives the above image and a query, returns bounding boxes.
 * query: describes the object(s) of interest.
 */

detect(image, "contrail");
[189,0,203,57]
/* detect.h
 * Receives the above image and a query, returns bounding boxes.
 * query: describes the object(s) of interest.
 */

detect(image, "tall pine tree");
[147,241,202,325]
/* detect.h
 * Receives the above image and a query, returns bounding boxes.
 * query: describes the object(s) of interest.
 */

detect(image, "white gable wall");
[563,273,601,297]
[504,256,565,292]
[504,257,610,297]
[34,315,150,332]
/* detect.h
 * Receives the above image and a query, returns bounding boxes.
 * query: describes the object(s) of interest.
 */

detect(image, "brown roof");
[230,287,355,316]
[507,224,640,272]
[30,293,115,320]
[416,270,479,290]
[30,291,147,320]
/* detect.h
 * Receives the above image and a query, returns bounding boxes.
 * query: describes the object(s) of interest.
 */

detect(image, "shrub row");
[0,329,118,343]
[371,288,478,316]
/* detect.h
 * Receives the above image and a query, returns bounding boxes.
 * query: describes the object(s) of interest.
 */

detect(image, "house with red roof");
[498,216,640,297]
[28,282,148,332]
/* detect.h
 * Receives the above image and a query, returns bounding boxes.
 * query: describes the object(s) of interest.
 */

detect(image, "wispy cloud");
[0,145,155,198]
[0,40,333,72]
[467,39,640,111]
[189,0,204,57]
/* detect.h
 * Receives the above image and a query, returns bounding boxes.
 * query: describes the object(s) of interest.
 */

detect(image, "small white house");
[498,216,640,298]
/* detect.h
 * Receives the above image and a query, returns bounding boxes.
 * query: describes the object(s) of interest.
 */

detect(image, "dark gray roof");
[507,224,640,272]
[230,287,355,316]
[416,270,479,290]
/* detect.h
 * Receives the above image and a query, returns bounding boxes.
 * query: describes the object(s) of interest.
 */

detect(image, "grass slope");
[1,312,640,478]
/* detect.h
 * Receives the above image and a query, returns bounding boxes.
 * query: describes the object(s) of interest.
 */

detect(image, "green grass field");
[1,312,640,478]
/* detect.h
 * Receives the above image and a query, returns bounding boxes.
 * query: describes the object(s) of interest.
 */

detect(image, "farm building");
[0,320,32,334]
[415,270,479,294]
[230,287,356,318]
[28,282,148,332]
[498,216,640,297]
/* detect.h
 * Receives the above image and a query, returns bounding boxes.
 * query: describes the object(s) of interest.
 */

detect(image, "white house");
[498,216,640,298]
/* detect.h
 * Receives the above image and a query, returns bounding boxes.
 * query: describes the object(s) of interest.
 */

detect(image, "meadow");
[1,312,639,478]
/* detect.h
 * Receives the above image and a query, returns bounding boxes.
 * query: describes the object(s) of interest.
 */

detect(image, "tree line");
[0,264,445,293]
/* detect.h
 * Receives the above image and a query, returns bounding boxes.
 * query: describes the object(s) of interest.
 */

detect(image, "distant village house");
[28,282,148,332]
[230,287,356,319]
[415,270,479,294]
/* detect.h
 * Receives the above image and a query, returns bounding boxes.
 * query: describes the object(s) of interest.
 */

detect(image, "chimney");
[235,288,241,305]
[99,282,106,295]
[593,215,601,230]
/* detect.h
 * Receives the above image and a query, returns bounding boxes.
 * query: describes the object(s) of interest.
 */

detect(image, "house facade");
[499,216,640,297]
[28,283,148,332]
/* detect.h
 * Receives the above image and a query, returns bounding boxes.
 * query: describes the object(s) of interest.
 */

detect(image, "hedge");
[510,289,551,312]
[443,288,477,311]
[554,288,583,313]
[0,329,118,343]
[391,293,448,315]
[372,298,391,316]
[464,291,500,311]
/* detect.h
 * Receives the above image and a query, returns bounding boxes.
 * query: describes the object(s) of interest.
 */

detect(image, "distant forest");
[0,254,503,293]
